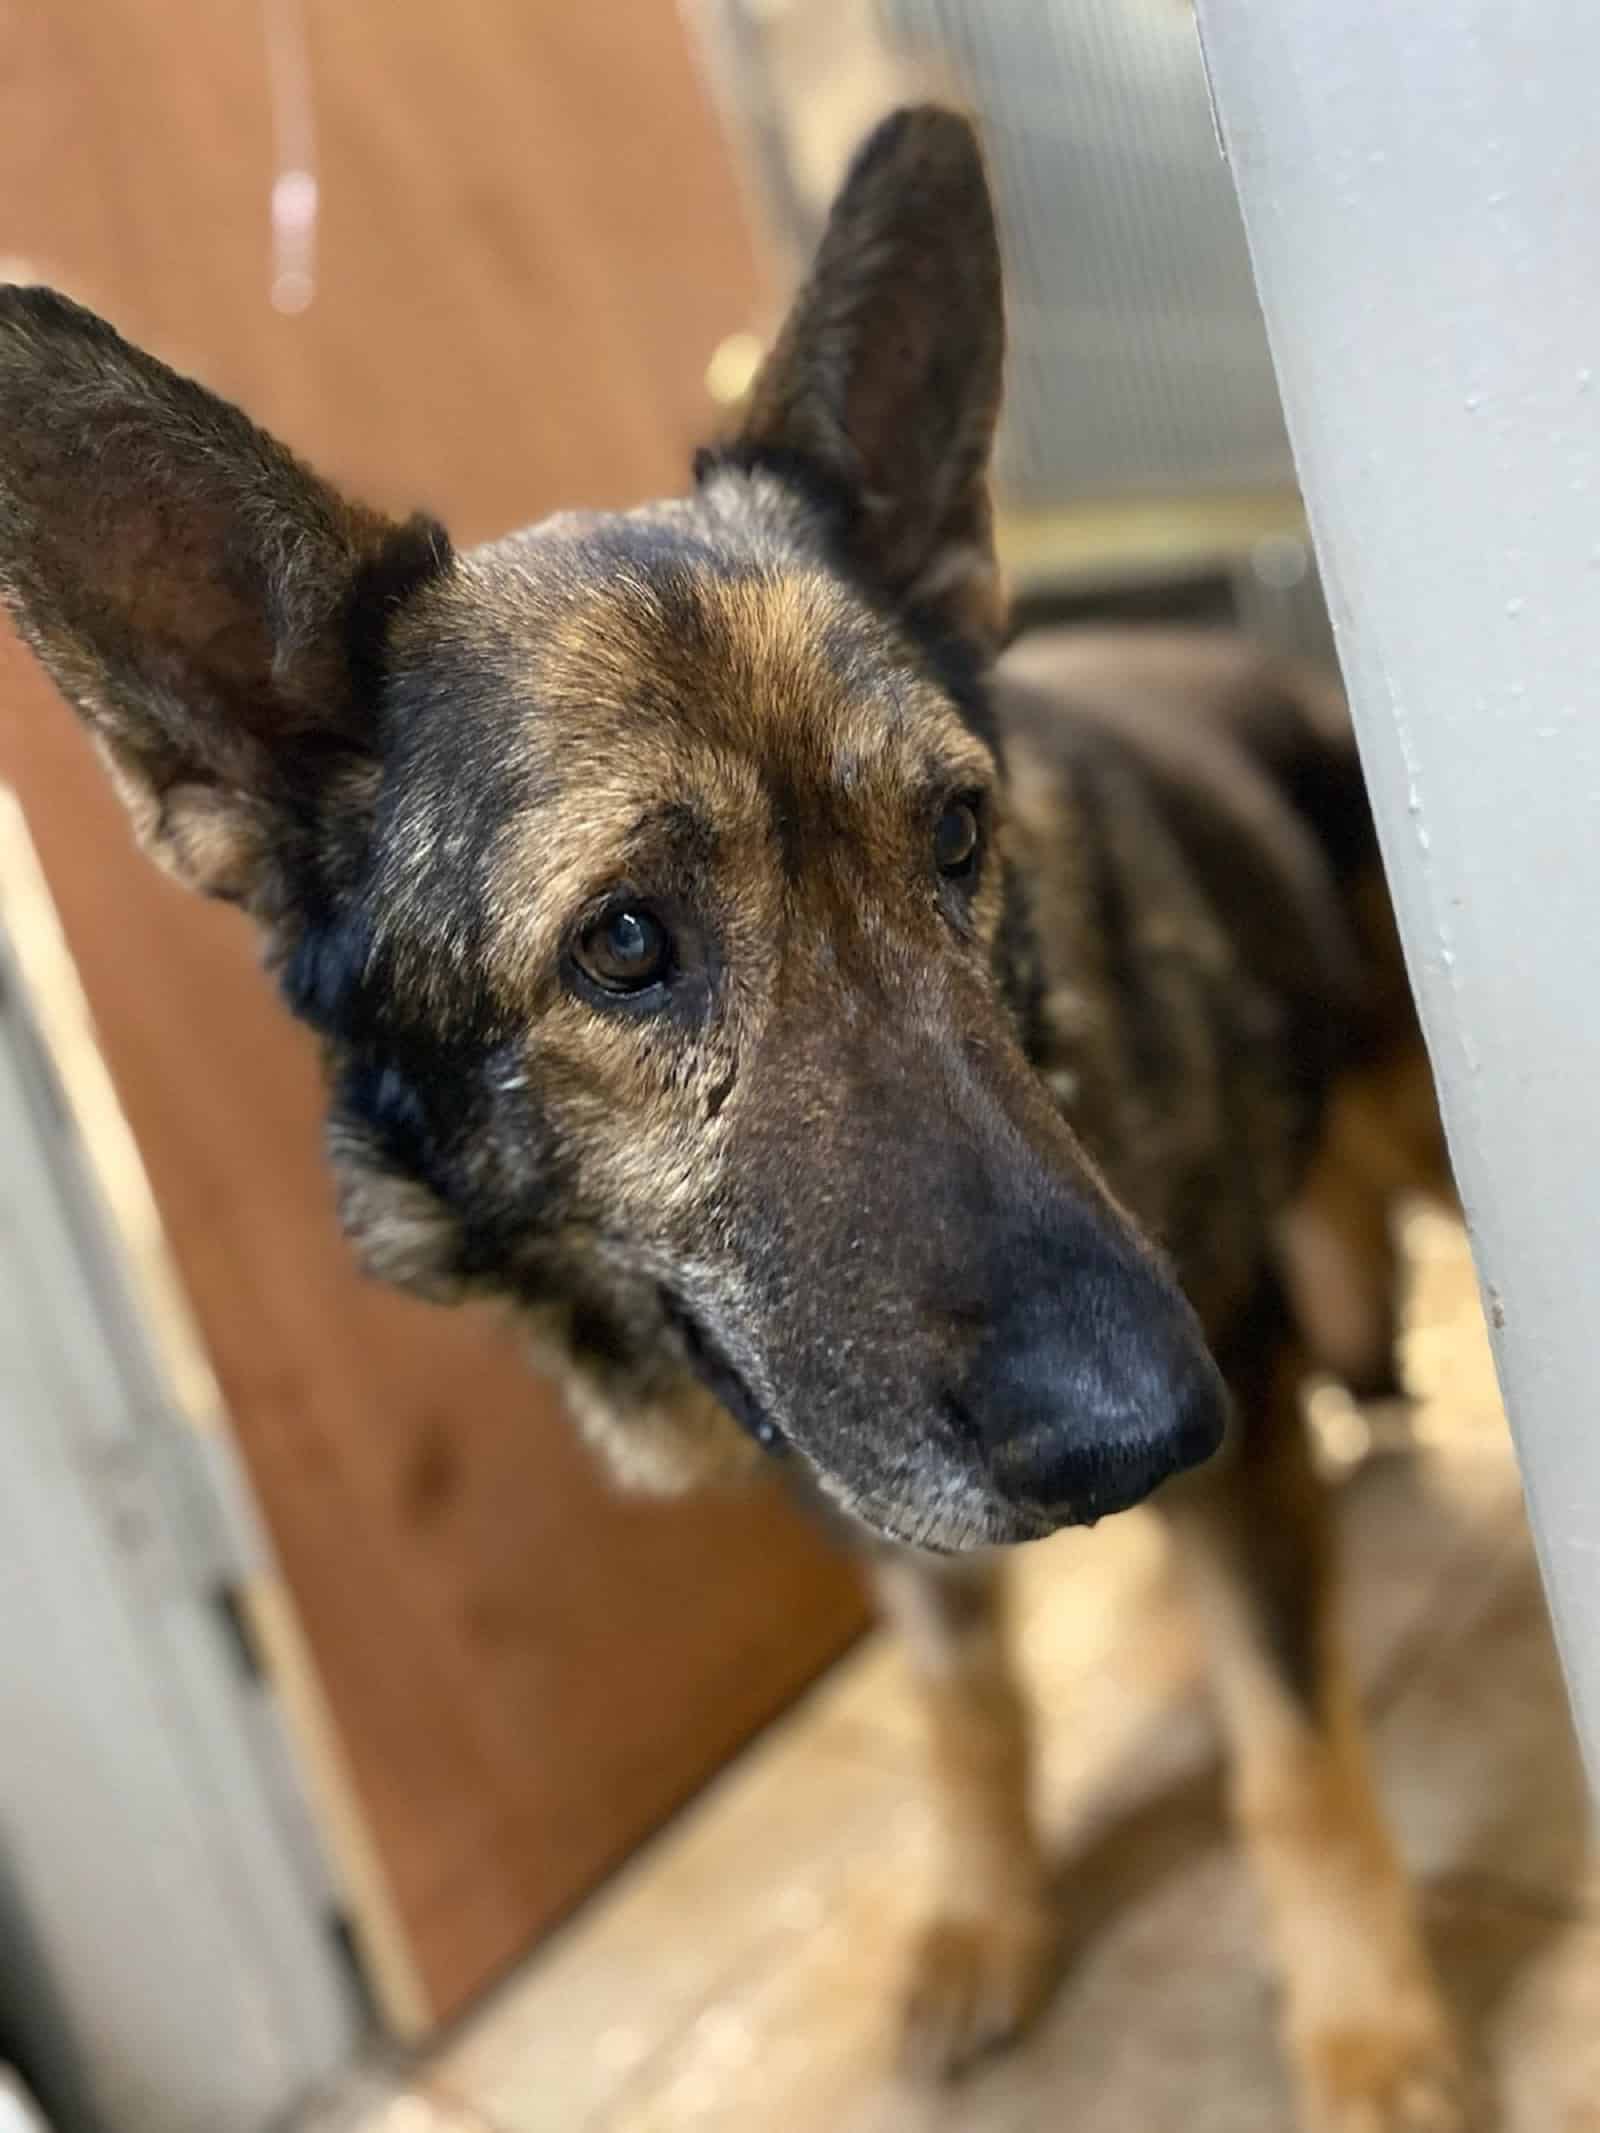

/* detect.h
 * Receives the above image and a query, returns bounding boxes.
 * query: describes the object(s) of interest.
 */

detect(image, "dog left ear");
[0,285,451,931]
[733,105,1007,650]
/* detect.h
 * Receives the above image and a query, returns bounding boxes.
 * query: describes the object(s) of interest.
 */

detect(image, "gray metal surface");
[699,0,1297,511]
[0,915,358,2132]
[891,0,1293,506]
[1196,0,1600,1790]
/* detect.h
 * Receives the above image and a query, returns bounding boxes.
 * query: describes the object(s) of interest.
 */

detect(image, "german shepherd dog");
[0,109,1466,2131]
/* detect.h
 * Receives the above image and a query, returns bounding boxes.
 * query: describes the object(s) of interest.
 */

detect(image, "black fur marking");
[281,902,380,1039]
[1073,744,1179,1096]
[764,768,809,886]
[626,800,720,875]
[1211,1273,1323,1714]
[659,1288,786,1454]
[345,513,454,706]
[1236,687,1377,888]
[901,610,1000,752]
[995,856,1047,1057]
[338,1052,436,1180]
[842,100,936,196]
[332,1024,550,1282]
[567,1295,642,1371]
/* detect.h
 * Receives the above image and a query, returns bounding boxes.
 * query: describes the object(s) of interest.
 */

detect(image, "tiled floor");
[306,1212,1599,2132]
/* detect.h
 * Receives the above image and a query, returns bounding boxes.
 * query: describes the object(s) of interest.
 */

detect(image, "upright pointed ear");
[0,287,451,929]
[735,106,1007,650]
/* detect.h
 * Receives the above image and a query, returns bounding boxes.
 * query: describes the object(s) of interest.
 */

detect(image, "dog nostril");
[972,1308,1228,1527]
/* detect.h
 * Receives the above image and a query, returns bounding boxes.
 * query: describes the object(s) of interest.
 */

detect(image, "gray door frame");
[0,798,360,2133]
[1196,0,1600,1788]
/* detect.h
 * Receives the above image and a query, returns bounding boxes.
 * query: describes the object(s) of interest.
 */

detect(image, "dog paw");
[897,1905,1061,2081]
[1295,2018,1475,2133]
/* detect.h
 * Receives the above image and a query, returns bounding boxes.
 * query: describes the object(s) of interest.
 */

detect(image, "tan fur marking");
[421,556,1006,1258]
[1278,1013,1454,1391]
[330,1155,463,1301]
[873,1554,1058,2075]
[1278,1138,1399,1391]
[1169,1348,1465,2129]
[473,562,983,1004]
[156,784,270,902]
[537,1323,762,1495]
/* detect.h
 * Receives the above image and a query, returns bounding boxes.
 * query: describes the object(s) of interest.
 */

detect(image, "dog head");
[0,109,1225,1548]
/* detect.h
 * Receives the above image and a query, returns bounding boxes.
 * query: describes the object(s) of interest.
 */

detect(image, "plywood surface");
[0,0,863,2024]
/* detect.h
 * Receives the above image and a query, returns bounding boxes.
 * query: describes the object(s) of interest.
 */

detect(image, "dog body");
[0,110,1463,2130]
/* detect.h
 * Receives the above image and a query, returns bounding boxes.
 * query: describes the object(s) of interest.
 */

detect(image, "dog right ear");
[731,106,1007,651]
[0,286,450,936]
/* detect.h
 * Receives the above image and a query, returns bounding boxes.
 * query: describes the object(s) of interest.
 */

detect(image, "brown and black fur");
[0,109,1465,2130]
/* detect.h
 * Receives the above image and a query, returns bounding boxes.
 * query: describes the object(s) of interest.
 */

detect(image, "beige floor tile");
[426,1529,1196,2133]
[391,1219,1595,2133]
[428,1447,1589,2133]
[425,1741,912,2133]
[293,2065,499,2133]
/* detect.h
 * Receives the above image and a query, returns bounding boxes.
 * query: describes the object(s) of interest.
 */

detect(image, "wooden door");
[0,0,865,2027]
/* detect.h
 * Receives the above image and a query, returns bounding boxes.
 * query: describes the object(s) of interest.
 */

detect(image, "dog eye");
[933,798,982,879]
[573,904,672,994]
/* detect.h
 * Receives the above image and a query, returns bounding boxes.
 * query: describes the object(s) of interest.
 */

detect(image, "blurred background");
[0,6,1591,2132]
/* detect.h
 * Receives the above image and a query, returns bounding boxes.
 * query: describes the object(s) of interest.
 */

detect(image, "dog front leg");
[869,1549,1059,2078]
[1165,1317,1469,2133]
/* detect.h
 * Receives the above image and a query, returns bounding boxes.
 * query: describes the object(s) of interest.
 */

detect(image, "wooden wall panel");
[0,0,865,2023]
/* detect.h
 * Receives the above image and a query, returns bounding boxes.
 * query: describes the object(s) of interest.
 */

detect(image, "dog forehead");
[369,505,994,1012]
[447,502,971,772]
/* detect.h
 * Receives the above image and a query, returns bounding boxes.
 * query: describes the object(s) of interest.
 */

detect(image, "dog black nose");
[969,1265,1229,1525]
